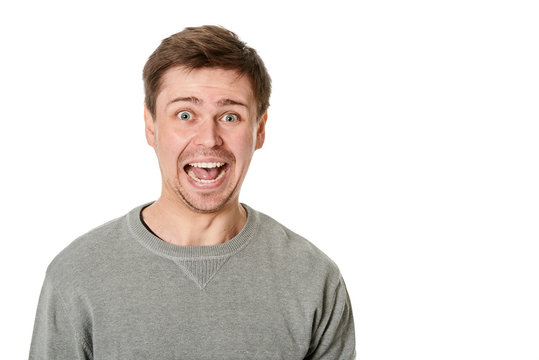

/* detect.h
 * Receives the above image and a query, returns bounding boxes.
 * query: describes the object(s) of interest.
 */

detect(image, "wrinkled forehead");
[156,66,256,107]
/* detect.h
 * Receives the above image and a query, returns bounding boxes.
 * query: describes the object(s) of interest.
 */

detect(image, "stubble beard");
[175,180,241,214]
[161,147,248,214]
[171,160,243,214]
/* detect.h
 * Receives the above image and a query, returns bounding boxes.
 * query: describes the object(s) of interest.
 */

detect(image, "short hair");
[143,25,271,120]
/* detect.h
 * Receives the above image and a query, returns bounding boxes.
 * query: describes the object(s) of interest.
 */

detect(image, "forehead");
[156,67,255,107]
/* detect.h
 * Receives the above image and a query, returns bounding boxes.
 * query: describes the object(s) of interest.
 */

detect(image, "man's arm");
[306,276,356,359]
[29,275,92,360]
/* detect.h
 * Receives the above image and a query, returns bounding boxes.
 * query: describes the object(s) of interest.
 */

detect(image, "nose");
[193,118,223,148]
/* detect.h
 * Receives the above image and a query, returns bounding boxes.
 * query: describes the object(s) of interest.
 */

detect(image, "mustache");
[179,148,236,164]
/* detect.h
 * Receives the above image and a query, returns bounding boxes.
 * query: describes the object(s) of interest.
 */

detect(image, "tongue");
[191,166,221,180]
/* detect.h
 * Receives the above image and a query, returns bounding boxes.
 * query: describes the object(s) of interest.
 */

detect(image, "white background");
[1,0,538,359]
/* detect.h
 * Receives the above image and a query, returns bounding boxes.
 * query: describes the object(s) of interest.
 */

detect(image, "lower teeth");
[187,167,225,183]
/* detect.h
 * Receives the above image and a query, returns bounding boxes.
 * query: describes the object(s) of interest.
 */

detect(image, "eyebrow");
[167,96,247,108]
[217,98,247,107]
[167,96,200,107]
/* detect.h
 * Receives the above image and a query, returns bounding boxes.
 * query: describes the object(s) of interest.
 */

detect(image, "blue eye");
[177,110,193,121]
[221,113,238,123]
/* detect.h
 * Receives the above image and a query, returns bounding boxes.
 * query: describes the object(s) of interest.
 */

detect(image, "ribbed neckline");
[126,203,259,260]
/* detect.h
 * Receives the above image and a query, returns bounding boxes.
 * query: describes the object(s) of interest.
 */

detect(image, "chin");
[179,190,237,214]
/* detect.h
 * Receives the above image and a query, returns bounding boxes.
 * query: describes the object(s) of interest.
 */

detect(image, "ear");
[144,106,156,148]
[255,111,268,150]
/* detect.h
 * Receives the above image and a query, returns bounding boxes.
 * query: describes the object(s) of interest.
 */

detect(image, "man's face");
[145,67,266,213]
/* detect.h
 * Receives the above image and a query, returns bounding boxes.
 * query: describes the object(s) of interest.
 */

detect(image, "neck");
[141,197,247,247]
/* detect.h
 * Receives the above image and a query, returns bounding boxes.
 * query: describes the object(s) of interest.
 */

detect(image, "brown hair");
[143,25,271,120]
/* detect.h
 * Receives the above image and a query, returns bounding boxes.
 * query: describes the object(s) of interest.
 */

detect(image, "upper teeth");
[189,162,224,168]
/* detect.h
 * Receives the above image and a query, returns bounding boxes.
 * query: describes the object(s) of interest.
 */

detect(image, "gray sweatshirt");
[29,204,355,359]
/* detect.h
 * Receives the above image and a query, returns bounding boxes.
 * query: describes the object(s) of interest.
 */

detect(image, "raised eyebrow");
[166,97,246,108]
[217,98,248,108]
[167,96,201,107]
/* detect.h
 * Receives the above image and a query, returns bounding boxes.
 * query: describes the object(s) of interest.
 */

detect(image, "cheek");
[156,129,188,163]
[229,131,257,162]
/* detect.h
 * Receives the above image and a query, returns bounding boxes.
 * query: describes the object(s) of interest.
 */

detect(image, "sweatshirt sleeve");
[306,276,356,360]
[29,274,93,360]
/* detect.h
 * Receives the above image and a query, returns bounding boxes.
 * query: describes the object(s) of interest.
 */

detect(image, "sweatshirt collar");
[127,202,259,260]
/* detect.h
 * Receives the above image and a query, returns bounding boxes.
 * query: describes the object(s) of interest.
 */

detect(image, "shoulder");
[45,210,130,288]
[249,206,343,286]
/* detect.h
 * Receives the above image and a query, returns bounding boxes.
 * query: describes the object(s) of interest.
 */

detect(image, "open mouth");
[184,162,228,184]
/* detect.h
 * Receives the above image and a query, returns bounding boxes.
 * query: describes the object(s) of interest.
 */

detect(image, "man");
[30,25,355,359]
